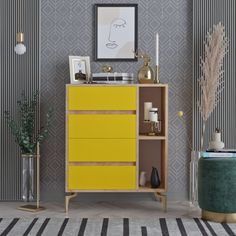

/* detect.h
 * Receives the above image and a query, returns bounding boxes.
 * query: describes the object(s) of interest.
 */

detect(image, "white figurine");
[208,128,225,151]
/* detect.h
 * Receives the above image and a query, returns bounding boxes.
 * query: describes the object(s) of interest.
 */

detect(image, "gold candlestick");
[155,65,160,84]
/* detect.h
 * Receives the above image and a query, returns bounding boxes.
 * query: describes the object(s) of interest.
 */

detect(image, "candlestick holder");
[143,120,161,136]
[155,65,160,84]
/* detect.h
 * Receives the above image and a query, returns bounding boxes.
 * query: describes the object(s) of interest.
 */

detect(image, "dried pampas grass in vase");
[198,22,228,150]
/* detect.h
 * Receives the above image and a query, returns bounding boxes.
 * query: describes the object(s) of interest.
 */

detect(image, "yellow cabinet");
[67,86,137,110]
[68,139,136,162]
[68,114,136,139]
[68,166,136,190]
[65,84,169,213]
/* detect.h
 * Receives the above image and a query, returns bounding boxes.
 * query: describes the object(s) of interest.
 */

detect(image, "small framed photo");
[94,4,138,61]
[69,56,91,84]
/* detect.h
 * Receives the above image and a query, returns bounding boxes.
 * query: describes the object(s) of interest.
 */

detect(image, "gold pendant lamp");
[14,0,26,55]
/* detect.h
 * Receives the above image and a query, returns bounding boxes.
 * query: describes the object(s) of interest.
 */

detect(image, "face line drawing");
[106,18,127,49]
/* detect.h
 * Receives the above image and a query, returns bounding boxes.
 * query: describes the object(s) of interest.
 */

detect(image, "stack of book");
[201,149,236,158]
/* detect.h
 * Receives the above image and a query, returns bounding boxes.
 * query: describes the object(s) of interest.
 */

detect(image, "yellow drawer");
[68,114,136,138]
[67,86,136,110]
[68,139,136,162]
[68,166,136,190]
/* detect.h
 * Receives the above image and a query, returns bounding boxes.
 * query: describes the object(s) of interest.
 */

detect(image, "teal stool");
[198,157,236,223]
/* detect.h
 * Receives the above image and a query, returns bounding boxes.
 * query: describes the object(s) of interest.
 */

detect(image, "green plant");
[4,91,53,154]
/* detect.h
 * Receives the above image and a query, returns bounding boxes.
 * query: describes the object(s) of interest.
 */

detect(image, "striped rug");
[0,218,235,236]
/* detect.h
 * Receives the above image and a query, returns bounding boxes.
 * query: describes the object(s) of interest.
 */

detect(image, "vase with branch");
[177,111,200,205]
[4,91,53,202]
[198,22,228,151]
[177,22,228,205]
[196,22,228,204]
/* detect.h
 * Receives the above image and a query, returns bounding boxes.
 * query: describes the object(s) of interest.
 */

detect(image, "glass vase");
[22,154,35,202]
[189,151,201,206]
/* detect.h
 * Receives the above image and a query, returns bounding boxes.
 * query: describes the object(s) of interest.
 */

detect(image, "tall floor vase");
[18,143,45,212]
[22,154,35,202]
[189,151,201,206]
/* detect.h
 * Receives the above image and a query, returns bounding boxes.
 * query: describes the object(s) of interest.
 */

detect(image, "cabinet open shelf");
[139,135,166,140]
[138,85,168,200]
[138,185,165,193]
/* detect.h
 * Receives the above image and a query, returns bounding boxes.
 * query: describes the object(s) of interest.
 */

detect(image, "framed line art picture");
[94,4,138,61]
[69,56,91,84]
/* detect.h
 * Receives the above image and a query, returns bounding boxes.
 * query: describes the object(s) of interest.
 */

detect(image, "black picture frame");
[94,4,138,61]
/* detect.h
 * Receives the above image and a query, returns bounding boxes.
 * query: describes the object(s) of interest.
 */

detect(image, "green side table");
[198,157,236,223]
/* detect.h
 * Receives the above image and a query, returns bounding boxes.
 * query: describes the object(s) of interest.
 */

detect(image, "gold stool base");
[18,205,45,212]
[202,210,236,223]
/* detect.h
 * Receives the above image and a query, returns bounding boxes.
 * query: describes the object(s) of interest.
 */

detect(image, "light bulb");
[14,43,26,55]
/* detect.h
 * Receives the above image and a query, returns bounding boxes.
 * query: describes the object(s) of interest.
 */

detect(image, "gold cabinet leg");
[154,192,167,212]
[65,193,77,213]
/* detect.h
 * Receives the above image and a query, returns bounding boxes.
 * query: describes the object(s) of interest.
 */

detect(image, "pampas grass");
[198,22,228,150]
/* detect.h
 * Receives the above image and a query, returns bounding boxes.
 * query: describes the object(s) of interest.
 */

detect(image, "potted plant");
[4,91,52,202]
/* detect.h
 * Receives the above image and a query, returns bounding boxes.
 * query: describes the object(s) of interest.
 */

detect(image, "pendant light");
[14,0,26,55]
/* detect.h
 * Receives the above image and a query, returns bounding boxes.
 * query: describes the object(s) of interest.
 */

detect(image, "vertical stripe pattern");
[123,218,129,236]
[36,218,50,236]
[159,218,169,236]
[78,218,87,236]
[57,218,69,236]
[203,220,217,236]
[193,218,208,236]
[221,223,236,236]
[0,0,40,200]
[141,226,147,236]
[101,218,109,236]
[0,218,19,236]
[23,218,38,236]
[176,218,187,236]
[193,0,236,150]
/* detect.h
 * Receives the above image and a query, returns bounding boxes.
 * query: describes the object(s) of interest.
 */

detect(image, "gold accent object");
[143,120,161,136]
[154,192,167,212]
[202,210,236,223]
[18,205,45,212]
[16,32,24,43]
[155,65,160,84]
[135,52,155,83]
[102,65,113,73]
[18,142,45,212]
[65,193,78,213]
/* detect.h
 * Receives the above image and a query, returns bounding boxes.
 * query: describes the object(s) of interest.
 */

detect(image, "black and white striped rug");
[0,218,235,236]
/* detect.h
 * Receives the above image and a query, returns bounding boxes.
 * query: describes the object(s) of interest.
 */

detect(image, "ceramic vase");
[139,171,147,186]
[150,167,160,188]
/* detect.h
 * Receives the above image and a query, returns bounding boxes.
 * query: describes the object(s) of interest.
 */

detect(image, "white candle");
[144,102,152,121]
[156,33,159,66]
